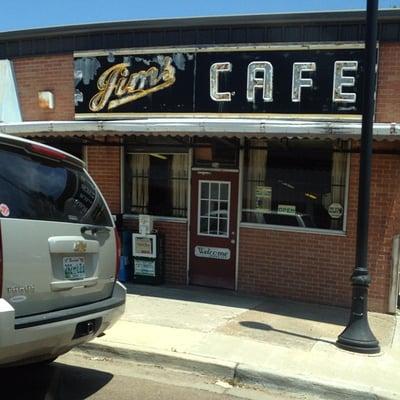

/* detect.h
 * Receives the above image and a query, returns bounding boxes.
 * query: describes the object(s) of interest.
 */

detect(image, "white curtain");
[244,139,268,210]
[330,151,347,229]
[243,140,271,223]
[130,154,150,214]
[171,154,188,217]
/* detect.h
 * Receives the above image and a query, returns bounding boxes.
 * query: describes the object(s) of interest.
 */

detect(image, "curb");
[235,364,395,400]
[77,342,237,380]
[75,341,398,400]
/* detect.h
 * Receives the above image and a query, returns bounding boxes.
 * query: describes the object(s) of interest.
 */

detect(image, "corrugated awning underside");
[0,118,399,141]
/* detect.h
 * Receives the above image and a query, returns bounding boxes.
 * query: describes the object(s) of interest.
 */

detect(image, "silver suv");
[0,133,126,366]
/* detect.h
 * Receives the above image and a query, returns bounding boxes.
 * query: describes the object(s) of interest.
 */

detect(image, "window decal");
[0,203,10,217]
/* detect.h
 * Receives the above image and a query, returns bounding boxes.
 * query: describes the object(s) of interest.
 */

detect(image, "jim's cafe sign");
[74,45,366,119]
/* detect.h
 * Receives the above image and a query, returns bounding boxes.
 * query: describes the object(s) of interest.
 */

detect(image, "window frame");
[239,139,350,235]
[124,150,190,219]
[192,137,240,169]
[197,180,231,238]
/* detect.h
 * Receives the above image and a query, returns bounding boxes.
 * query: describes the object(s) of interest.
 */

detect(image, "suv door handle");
[81,225,110,234]
[50,277,98,291]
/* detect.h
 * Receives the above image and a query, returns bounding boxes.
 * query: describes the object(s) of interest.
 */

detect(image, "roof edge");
[1,9,400,40]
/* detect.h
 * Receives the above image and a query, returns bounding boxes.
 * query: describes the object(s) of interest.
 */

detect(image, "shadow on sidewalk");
[125,282,348,326]
[239,321,336,345]
[125,282,262,308]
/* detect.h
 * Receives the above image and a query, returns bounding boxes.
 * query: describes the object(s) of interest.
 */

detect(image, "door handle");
[50,277,98,291]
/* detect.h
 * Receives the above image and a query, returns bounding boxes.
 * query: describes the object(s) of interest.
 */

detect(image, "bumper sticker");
[0,203,10,217]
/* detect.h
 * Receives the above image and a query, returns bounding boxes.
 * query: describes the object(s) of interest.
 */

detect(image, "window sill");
[123,214,188,224]
[239,222,346,236]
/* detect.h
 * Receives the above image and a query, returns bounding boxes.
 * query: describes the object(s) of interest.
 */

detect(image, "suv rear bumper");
[0,281,126,366]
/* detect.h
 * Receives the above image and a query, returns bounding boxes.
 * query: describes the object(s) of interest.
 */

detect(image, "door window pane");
[211,183,219,199]
[210,201,219,212]
[200,217,209,233]
[201,182,209,199]
[219,219,228,235]
[220,201,228,211]
[209,218,218,234]
[220,184,228,200]
[200,200,209,216]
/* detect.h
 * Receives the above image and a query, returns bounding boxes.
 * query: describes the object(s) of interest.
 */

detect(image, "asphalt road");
[0,352,316,400]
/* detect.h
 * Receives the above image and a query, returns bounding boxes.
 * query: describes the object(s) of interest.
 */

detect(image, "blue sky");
[1,1,399,32]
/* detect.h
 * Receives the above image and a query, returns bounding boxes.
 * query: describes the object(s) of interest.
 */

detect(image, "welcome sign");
[74,46,366,119]
[195,246,231,260]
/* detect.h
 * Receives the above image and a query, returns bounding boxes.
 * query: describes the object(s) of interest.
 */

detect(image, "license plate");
[63,256,86,280]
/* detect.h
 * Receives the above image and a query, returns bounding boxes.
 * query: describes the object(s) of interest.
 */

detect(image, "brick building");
[1,10,399,313]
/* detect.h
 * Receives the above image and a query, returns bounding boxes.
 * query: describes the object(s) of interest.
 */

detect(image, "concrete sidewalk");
[78,283,400,400]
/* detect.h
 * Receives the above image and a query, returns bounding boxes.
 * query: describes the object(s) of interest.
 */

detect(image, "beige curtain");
[130,154,150,214]
[171,154,188,217]
[245,139,268,210]
[330,151,347,229]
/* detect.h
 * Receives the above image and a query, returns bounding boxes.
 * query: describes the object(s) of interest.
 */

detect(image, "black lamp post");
[336,0,380,354]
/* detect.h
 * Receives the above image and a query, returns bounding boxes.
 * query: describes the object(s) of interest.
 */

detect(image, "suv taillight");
[114,228,121,281]
[0,222,2,297]
[29,143,67,160]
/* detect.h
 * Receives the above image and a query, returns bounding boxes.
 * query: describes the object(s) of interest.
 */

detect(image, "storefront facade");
[1,10,400,312]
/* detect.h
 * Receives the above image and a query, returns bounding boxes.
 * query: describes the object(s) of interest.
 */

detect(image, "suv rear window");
[0,145,112,226]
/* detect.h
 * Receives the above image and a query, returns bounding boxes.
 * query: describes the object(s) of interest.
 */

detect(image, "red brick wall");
[13,54,74,121]
[86,138,121,214]
[361,143,400,311]
[376,43,400,123]
[124,219,188,285]
[238,148,400,313]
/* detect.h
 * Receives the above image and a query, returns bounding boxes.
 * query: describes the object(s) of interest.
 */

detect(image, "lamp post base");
[337,299,380,354]
[337,270,380,354]
[337,334,380,354]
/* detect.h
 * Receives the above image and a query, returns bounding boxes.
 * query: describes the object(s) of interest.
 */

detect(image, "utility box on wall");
[132,232,164,284]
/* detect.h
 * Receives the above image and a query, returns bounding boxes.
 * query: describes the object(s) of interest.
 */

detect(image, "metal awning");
[0,118,399,141]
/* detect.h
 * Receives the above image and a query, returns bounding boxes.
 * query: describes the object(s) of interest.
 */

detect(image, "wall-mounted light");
[38,91,54,110]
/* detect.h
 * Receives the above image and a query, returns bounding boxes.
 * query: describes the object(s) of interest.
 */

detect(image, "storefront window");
[126,153,188,218]
[242,139,348,231]
[193,138,239,169]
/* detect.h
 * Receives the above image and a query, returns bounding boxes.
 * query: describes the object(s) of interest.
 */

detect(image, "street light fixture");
[336,0,380,354]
